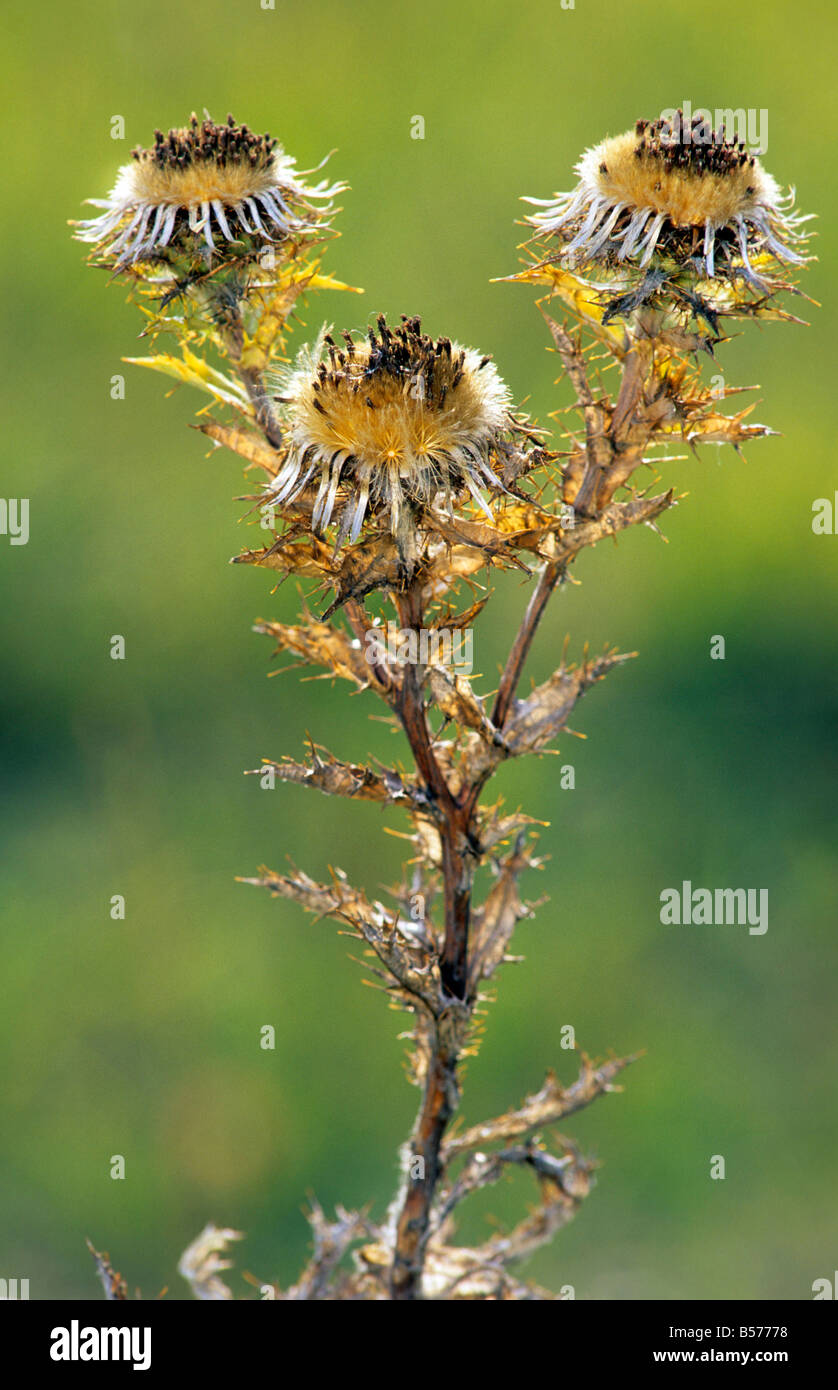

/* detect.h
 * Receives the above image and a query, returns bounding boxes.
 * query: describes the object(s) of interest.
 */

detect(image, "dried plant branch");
[178,1224,244,1301]
[86,1240,129,1301]
[492,559,564,730]
[281,1203,372,1301]
[247,747,419,808]
[443,1054,638,1160]
[241,863,439,1008]
[72,107,811,1302]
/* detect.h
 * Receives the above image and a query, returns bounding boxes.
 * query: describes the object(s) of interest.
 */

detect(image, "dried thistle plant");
[72,110,812,1301]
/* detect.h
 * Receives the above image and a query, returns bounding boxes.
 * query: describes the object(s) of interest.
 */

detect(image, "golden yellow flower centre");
[593,118,767,227]
[129,114,279,207]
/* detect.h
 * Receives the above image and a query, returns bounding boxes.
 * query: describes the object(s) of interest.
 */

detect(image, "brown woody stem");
[394,583,472,1001]
[389,580,474,1298]
[491,560,564,732]
[366,322,642,1296]
[390,1024,461,1300]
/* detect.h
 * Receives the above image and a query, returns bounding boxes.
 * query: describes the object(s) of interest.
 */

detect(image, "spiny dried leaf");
[436,645,636,792]
[282,1201,371,1301]
[495,440,556,489]
[427,594,489,631]
[253,617,388,692]
[475,802,548,853]
[403,1004,437,1089]
[196,419,280,477]
[431,1137,594,1270]
[472,1146,593,1268]
[407,811,444,869]
[495,491,676,564]
[427,665,504,747]
[443,1053,639,1159]
[86,1240,128,1301]
[541,314,614,474]
[684,402,779,448]
[554,490,676,557]
[504,648,635,757]
[424,509,534,572]
[513,257,807,348]
[469,835,542,990]
[354,1236,558,1300]
[240,863,439,1007]
[421,538,504,597]
[319,537,411,617]
[178,1224,243,1301]
[234,534,333,581]
[234,530,407,615]
[248,748,415,804]
[502,261,632,356]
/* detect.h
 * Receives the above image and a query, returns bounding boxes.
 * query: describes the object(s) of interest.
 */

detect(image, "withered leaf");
[283,1202,371,1301]
[234,536,333,581]
[424,510,533,572]
[443,1053,640,1159]
[177,1224,243,1301]
[248,748,417,805]
[469,836,540,990]
[504,648,635,757]
[426,666,504,747]
[319,537,407,618]
[253,617,388,693]
[241,863,440,1008]
[86,1240,128,1301]
[684,403,778,448]
[476,803,547,853]
[196,419,280,477]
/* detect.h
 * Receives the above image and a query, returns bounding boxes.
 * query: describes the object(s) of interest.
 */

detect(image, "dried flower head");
[525,113,810,284]
[266,315,513,548]
[73,113,344,270]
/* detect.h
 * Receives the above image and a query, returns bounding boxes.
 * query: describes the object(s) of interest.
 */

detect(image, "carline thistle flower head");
[266,314,513,549]
[73,113,345,270]
[525,112,811,285]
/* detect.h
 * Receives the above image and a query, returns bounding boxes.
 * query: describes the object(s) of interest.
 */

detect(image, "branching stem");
[389,581,474,1298]
[491,560,564,733]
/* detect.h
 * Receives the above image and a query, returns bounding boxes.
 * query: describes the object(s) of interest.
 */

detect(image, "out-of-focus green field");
[1,0,835,1299]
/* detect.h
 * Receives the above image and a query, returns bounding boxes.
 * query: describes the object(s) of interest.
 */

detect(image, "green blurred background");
[2,0,836,1300]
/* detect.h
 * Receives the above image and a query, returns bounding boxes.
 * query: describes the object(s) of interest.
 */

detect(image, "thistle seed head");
[266,315,513,548]
[72,113,345,270]
[525,113,811,285]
